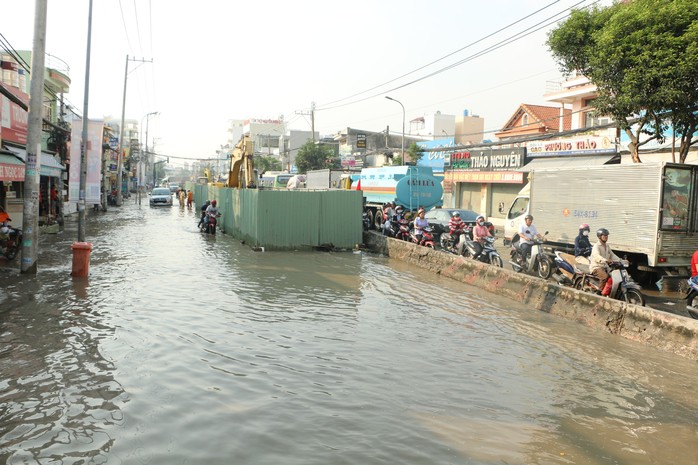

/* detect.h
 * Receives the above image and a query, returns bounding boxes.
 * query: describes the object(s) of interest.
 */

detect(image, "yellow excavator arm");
[226,135,256,188]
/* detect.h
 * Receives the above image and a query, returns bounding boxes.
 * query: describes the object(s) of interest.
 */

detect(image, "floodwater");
[1,198,697,465]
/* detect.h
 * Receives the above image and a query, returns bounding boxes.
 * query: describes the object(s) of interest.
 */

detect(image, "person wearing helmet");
[590,228,621,296]
[448,211,466,237]
[471,215,492,260]
[203,199,220,229]
[518,214,543,267]
[574,223,592,257]
[197,200,211,228]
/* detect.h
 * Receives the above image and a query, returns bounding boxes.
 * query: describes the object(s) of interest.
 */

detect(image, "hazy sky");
[2,0,612,163]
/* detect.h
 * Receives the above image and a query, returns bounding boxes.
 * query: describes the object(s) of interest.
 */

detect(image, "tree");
[255,155,282,173]
[295,140,338,173]
[406,142,424,165]
[547,0,698,163]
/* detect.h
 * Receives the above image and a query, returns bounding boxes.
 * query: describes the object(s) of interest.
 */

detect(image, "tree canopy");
[255,155,282,174]
[295,140,338,173]
[547,0,698,162]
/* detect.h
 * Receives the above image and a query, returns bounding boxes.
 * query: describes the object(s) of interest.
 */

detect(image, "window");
[521,114,529,126]
[507,197,529,220]
[660,167,692,230]
[584,112,610,128]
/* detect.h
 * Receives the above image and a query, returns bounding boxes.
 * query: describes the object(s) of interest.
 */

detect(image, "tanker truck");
[504,162,698,284]
[355,166,443,230]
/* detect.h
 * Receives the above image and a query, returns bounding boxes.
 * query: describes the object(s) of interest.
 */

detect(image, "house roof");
[500,103,572,133]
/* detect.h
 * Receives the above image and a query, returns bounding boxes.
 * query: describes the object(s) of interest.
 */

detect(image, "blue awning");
[6,146,65,177]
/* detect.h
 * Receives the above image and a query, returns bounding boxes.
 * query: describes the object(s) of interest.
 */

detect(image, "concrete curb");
[364,231,698,361]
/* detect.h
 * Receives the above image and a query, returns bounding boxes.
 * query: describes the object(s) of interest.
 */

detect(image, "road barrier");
[364,232,698,361]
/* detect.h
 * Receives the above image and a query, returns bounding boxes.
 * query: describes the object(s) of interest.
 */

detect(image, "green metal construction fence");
[193,185,363,250]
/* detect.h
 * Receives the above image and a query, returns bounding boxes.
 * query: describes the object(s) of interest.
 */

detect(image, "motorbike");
[362,211,371,231]
[201,212,220,234]
[382,218,399,237]
[395,218,411,241]
[576,260,645,306]
[463,235,503,267]
[440,228,468,255]
[552,251,586,287]
[509,232,553,279]
[685,277,698,319]
[410,226,435,248]
[0,224,22,260]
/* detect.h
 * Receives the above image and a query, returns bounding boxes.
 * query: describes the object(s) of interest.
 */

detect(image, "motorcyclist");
[574,223,592,257]
[590,228,621,296]
[518,214,543,267]
[382,202,396,236]
[471,215,492,260]
[448,211,466,238]
[197,200,211,229]
[413,209,428,243]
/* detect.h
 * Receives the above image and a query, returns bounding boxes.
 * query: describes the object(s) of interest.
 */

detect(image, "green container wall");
[192,186,363,250]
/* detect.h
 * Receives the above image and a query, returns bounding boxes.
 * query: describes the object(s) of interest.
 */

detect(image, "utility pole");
[116,55,152,206]
[20,0,47,274]
[295,101,316,142]
[77,0,94,243]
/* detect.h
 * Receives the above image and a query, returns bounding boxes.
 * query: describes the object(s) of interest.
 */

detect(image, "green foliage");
[295,141,338,173]
[547,0,698,162]
[406,142,424,164]
[255,155,282,173]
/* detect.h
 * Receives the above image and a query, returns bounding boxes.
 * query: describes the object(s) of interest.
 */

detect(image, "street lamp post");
[385,96,405,165]
[143,111,159,189]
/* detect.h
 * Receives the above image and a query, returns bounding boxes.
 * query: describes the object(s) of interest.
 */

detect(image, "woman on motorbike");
[413,210,428,243]
[448,211,466,238]
[471,215,492,260]
[574,223,592,257]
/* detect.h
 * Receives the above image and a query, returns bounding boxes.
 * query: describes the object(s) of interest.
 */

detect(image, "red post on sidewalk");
[71,242,93,277]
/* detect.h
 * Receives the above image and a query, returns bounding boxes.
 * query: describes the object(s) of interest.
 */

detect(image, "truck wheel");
[373,208,383,230]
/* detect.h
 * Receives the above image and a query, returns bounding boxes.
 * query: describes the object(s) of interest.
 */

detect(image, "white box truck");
[504,162,698,281]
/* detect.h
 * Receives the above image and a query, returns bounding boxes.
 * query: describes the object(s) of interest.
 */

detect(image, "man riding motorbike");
[518,214,543,268]
[197,200,211,229]
[574,223,592,257]
[590,227,621,296]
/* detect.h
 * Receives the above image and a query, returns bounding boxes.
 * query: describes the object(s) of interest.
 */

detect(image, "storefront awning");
[521,154,619,172]
[0,151,25,181]
[5,146,65,178]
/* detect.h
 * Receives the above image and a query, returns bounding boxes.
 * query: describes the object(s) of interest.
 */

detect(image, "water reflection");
[0,201,696,464]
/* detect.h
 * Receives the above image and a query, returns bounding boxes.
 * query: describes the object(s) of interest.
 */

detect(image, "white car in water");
[149,187,173,207]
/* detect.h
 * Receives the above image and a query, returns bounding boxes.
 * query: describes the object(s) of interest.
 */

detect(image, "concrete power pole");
[20,0,48,274]
[116,55,152,206]
[77,0,94,243]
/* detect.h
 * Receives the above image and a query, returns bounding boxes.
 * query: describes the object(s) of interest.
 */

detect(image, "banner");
[68,119,103,205]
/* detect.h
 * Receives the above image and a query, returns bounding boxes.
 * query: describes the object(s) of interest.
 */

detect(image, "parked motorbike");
[463,235,503,267]
[509,233,553,279]
[410,226,435,248]
[395,218,411,242]
[201,213,220,234]
[552,251,585,287]
[576,260,645,306]
[440,228,467,255]
[685,277,698,319]
[0,224,22,260]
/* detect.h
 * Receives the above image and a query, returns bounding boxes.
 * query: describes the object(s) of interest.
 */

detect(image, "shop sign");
[528,135,615,157]
[356,133,366,149]
[446,170,524,184]
[0,162,25,181]
[446,147,525,171]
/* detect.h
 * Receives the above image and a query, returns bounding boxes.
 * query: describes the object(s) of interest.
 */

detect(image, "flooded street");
[1,199,697,465]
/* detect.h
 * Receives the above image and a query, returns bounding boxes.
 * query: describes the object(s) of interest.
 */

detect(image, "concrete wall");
[364,232,698,361]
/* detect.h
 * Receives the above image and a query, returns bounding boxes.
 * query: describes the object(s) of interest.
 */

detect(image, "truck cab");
[504,183,530,245]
